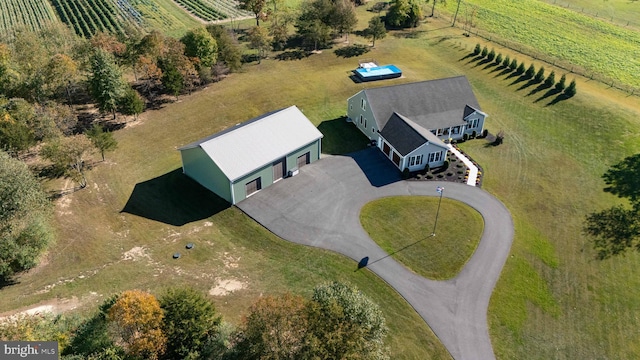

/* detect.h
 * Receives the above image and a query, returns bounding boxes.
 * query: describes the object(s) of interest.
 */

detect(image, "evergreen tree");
[481,45,488,58]
[502,55,510,68]
[544,70,556,87]
[555,74,566,91]
[534,66,545,83]
[118,87,145,119]
[564,79,577,97]
[525,64,535,79]
[509,58,518,70]
[473,43,481,55]
[487,48,495,61]
[89,49,126,120]
[516,62,525,75]
[495,53,503,65]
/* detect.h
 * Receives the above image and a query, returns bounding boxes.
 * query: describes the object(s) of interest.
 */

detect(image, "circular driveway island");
[238,148,514,360]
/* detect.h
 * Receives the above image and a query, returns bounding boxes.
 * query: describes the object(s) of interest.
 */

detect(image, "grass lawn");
[1,5,640,359]
[361,197,483,280]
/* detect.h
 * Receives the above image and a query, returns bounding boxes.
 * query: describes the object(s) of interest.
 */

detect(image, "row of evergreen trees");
[473,43,577,97]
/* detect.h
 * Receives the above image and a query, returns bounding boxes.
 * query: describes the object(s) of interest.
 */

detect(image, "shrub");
[482,129,488,138]
[473,43,481,55]
[516,62,526,75]
[471,130,477,138]
[525,64,535,79]
[487,48,495,61]
[463,133,469,142]
[564,79,577,97]
[509,58,518,70]
[495,53,503,64]
[545,71,556,87]
[555,74,567,91]
[534,66,545,83]
[502,55,510,68]
[402,168,411,179]
[442,160,449,170]
[481,46,488,58]
[423,164,430,174]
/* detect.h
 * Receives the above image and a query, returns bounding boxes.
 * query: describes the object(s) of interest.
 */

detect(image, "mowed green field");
[1,5,640,360]
[539,0,640,28]
[442,0,640,89]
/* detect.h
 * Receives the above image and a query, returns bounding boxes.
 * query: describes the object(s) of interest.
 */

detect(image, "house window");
[372,127,375,133]
[417,155,423,165]
[349,104,353,111]
[452,126,460,134]
[245,177,262,196]
[428,151,443,164]
[436,129,443,136]
[364,118,367,129]
[443,128,450,135]
[361,98,366,110]
[469,118,479,128]
[359,115,363,125]
[410,157,415,166]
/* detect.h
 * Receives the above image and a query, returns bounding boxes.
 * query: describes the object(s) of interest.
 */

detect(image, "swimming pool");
[354,64,402,82]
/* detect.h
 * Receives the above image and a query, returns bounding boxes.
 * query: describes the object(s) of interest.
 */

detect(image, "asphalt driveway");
[237,148,514,360]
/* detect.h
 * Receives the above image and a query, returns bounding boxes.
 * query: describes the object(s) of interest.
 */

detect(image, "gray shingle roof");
[379,113,448,156]
[363,76,482,131]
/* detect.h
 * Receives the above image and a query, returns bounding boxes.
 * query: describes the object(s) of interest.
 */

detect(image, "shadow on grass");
[482,61,500,70]
[526,82,552,96]
[348,74,363,83]
[534,88,562,103]
[489,64,507,74]
[0,278,19,290]
[392,30,426,39]
[347,147,401,188]
[546,93,574,106]
[275,50,310,61]
[459,52,476,61]
[121,169,230,226]
[473,58,493,68]
[358,235,430,270]
[319,117,370,155]
[517,79,539,91]
[494,67,513,78]
[334,44,370,58]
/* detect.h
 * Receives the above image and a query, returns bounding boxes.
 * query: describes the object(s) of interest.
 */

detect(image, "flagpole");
[432,186,444,236]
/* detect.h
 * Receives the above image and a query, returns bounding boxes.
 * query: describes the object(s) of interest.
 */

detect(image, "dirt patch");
[122,246,151,261]
[0,295,93,322]
[209,279,247,296]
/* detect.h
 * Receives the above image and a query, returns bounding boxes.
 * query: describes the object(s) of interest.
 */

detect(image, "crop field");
[174,0,227,21]
[443,0,640,89]
[0,0,58,38]
[49,0,139,37]
[200,0,252,19]
[128,0,201,37]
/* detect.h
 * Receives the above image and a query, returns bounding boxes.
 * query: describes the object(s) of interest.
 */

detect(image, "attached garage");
[179,106,323,204]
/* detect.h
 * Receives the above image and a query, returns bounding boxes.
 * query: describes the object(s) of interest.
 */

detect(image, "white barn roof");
[179,106,323,182]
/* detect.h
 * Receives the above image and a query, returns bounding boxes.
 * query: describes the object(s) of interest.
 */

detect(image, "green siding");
[181,147,233,203]
[347,92,378,141]
[231,139,321,203]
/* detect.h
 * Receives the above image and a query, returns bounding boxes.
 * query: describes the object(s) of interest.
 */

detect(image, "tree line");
[0,283,390,360]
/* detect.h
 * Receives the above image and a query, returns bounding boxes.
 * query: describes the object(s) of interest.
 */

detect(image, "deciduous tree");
[86,124,117,161]
[386,0,422,28]
[181,28,218,69]
[160,287,221,359]
[246,26,272,63]
[239,0,268,26]
[366,16,387,47]
[0,150,53,280]
[107,290,166,360]
[40,134,93,188]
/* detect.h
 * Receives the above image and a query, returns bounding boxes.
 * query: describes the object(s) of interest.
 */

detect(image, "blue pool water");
[354,65,402,81]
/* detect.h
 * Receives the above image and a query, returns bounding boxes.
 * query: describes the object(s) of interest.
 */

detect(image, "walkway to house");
[237,148,514,360]
[447,144,479,186]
